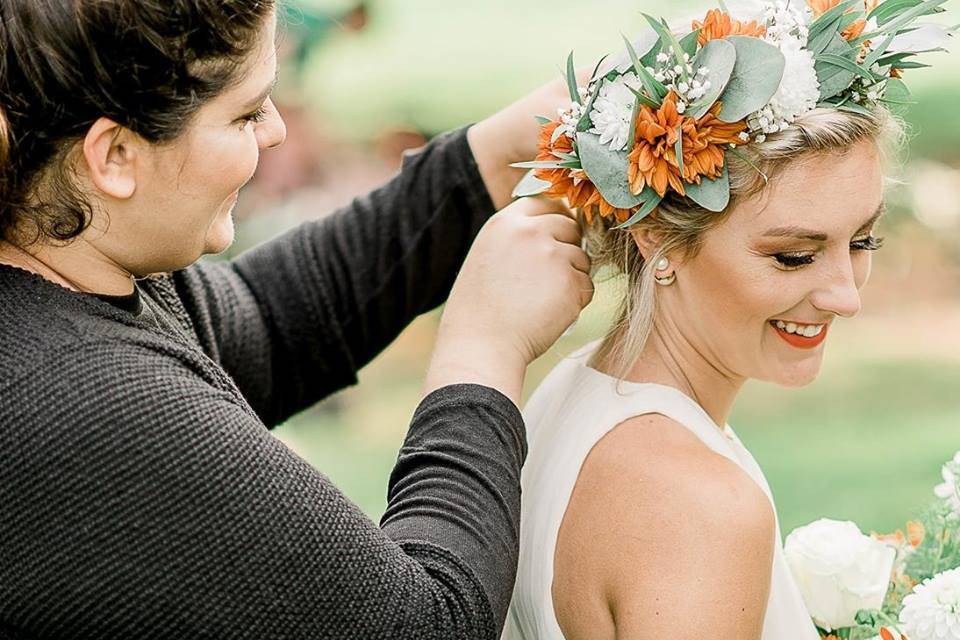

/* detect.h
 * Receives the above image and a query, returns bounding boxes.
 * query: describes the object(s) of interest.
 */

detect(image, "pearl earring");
[654,257,676,286]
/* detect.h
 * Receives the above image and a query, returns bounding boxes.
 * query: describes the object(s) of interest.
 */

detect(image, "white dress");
[502,341,820,640]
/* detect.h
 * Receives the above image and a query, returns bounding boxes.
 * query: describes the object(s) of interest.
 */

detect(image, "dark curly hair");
[0,0,276,245]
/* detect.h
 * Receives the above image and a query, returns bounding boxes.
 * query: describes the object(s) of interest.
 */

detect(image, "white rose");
[785,518,897,631]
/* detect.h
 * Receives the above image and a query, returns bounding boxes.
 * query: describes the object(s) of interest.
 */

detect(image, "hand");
[467,66,594,210]
[424,198,593,405]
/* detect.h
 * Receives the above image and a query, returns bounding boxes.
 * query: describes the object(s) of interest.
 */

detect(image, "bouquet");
[785,452,960,640]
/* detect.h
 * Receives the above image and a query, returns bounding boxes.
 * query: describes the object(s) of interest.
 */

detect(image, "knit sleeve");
[0,339,526,639]
[174,126,496,427]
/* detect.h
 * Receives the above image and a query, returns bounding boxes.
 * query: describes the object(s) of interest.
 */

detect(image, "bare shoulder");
[553,412,776,640]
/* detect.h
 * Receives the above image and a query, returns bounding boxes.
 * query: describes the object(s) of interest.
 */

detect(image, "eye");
[850,235,884,252]
[239,105,269,129]
[773,252,816,270]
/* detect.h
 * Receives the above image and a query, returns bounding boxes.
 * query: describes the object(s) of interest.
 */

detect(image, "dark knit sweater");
[0,128,527,639]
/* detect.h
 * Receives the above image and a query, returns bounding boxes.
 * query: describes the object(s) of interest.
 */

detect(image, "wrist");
[423,325,527,406]
[467,116,529,211]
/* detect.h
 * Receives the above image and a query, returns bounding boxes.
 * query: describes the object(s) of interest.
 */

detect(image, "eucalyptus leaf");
[576,131,645,209]
[675,126,685,177]
[869,0,924,26]
[512,170,551,199]
[577,79,602,132]
[808,18,845,55]
[808,0,861,42]
[891,60,932,69]
[816,53,877,82]
[687,38,737,119]
[511,160,581,170]
[684,164,730,212]
[535,115,553,126]
[856,0,948,43]
[623,35,667,102]
[614,189,663,228]
[862,33,898,67]
[642,13,690,81]
[627,94,643,146]
[837,101,875,116]
[565,51,579,104]
[629,86,661,109]
[815,63,856,100]
[680,29,701,58]
[716,36,785,123]
[880,77,914,113]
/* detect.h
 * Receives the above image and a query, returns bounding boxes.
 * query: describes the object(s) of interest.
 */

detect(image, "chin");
[770,360,823,388]
[203,211,236,256]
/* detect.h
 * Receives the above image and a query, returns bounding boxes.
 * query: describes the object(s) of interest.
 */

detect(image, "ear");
[628,226,661,262]
[81,118,138,200]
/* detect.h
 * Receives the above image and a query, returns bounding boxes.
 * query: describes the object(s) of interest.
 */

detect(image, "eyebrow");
[242,74,279,111]
[761,202,887,242]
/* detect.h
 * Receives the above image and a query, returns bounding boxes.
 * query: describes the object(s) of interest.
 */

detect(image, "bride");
[499,0,943,636]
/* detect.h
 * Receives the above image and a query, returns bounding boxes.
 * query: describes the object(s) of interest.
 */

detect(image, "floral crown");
[512,0,955,228]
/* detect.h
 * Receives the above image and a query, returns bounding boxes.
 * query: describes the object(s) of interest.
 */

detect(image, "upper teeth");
[774,320,824,337]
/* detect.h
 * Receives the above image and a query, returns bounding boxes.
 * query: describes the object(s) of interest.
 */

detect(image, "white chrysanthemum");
[899,568,960,640]
[769,39,820,122]
[588,72,641,151]
[747,37,819,137]
[935,451,960,516]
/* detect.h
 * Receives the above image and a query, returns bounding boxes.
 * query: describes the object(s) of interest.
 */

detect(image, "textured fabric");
[0,128,528,639]
[502,340,820,640]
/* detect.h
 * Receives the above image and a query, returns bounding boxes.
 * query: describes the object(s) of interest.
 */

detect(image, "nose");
[257,98,287,150]
[809,255,864,319]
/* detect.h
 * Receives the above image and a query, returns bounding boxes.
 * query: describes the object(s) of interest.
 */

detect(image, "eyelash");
[773,236,885,269]
[240,105,269,128]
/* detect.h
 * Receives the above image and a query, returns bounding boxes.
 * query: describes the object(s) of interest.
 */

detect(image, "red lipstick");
[770,321,829,349]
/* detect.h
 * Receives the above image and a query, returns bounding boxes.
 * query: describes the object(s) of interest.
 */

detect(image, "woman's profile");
[0,0,593,636]
[504,1,950,637]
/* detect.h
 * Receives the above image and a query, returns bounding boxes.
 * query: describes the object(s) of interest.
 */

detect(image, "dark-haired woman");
[0,2,590,638]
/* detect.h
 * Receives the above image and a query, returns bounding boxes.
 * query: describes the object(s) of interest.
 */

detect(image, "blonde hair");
[586,106,905,378]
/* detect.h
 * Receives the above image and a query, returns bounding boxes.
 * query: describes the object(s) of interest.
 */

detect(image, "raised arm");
[1,339,526,639]
[552,414,775,640]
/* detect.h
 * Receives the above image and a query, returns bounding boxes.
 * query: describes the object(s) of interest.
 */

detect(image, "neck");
[615,321,745,429]
[0,236,136,296]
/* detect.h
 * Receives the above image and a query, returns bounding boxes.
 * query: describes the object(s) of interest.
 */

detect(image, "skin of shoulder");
[552,412,776,640]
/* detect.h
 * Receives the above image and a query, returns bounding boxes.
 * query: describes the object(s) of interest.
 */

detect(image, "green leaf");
[629,86,661,110]
[675,126,685,177]
[855,0,948,43]
[510,160,581,170]
[535,115,553,126]
[577,79,602,132]
[576,131,645,210]
[836,101,875,116]
[869,0,924,26]
[642,13,690,82]
[687,38,737,119]
[627,94,643,146]
[807,18,846,56]
[880,77,914,113]
[815,64,857,100]
[623,35,667,102]
[891,60,933,69]
[680,29,701,58]
[566,51,580,104]
[816,53,878,82]
[512,170,551,199]
[614,189,663,228]
[808,0,861,42]
[862,33,898,68]
[716,36,786,123]
[684,164,730,212]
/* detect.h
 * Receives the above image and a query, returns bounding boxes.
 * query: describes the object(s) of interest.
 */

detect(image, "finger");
[557,243,591,275]
[516,195,573,219]
[542,214,582,246]
[573,271,595,309]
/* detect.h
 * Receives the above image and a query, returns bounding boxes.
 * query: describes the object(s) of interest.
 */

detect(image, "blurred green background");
[233,0,960,536]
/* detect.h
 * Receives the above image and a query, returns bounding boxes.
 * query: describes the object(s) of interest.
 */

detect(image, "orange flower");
[534,121,635,224]
[807,0,879,41]
[628,92,746,199]
[692,8,767,46]
[907,520,925,548]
